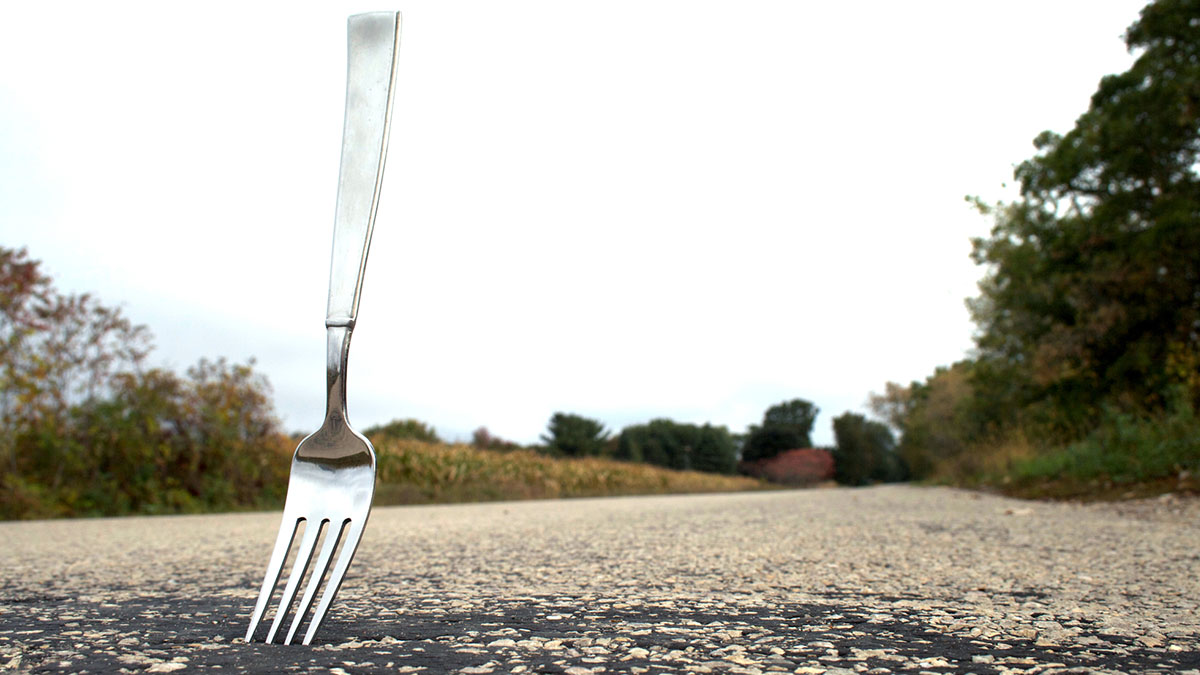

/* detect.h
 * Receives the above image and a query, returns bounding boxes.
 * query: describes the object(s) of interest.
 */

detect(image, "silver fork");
[245,11,401,646]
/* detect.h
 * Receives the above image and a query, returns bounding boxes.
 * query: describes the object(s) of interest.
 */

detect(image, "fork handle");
[325,12,402,329]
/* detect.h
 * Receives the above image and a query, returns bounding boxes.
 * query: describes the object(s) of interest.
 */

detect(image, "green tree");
[969,0,1200,440]
[691,423,738,474]
[616,418,675,466]
[742,398,819,462]
[364,418,441,444]
[831,412,902,486]
[763,399,819,432]
[616,419,737,474]
[541,412,609,457]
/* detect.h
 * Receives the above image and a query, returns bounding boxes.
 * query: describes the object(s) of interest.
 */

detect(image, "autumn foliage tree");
[0,247,290,518]
[869,363,975,479]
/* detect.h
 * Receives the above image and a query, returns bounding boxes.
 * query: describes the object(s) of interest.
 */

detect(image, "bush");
[1009,395,1200,488]
[740,448,834,486]
[0,359,292,519]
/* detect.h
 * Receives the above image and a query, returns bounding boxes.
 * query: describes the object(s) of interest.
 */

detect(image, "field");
[372,438,771,505]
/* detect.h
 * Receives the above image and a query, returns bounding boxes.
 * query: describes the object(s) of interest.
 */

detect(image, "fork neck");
[325,322,353,423]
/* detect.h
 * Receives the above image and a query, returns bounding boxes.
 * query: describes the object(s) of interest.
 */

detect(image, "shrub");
[740,448,834,486]
[1009,395,1200,488]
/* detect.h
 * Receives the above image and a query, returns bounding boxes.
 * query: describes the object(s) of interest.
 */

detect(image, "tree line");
[532,398,906,486]
[869,0,1200,493]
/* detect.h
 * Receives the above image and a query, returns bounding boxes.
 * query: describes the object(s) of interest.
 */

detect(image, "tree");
[867,381,912,437]
[541,412,609,457]
[691,423,738,474]
[869,362,977,479]
[831,412,903,486]
[741,398,819,462]
[968,0,1200,440]
[616,419,737,474]
[763,399,819,433]
[1,246,289,518]
[741,426,808,463]
[1,248,150,448]
[616,418,672,466]
[1,247,150,481]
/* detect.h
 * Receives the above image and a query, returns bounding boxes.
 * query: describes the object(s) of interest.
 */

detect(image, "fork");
[245,11,401,646]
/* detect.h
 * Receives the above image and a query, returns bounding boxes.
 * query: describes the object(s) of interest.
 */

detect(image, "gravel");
[1,485,1197,673]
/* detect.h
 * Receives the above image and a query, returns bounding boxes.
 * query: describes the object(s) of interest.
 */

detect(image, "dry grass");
[372,439,772,506]
[927,403,1200,501]
[928,432,1038,486]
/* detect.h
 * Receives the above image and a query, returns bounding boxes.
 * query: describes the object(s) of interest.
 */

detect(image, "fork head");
[245,328,376,645]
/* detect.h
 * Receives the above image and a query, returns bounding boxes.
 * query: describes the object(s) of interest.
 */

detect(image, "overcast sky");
[1,0,1149,446]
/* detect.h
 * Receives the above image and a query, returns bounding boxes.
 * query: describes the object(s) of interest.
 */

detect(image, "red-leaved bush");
[740,448,834,486]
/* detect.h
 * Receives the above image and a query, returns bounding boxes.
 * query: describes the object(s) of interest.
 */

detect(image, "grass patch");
[947,399,1200,500]
[372,439,772,506]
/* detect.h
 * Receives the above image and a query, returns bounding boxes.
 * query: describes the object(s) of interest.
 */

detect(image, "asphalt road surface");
[2,486,1197,674]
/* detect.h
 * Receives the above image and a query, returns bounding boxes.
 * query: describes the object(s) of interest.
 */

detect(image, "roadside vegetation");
[868,0,1200,499]
[5,0,1194,518]
[0,247,294,519]
[0,248,769,520]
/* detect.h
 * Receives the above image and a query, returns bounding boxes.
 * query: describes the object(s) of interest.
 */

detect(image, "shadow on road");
[3,588,1196,673]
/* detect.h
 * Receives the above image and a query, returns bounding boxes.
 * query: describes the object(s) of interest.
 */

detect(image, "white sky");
[1,0,1148,446]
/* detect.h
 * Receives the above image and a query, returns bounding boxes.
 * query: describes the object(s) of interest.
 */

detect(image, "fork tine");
[265,519,324,643]
[245,516,301,643]
[284,519,347,644]
[302,518,365,645]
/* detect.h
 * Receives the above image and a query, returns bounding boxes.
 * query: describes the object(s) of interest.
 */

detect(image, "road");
[1,486,1197,673]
